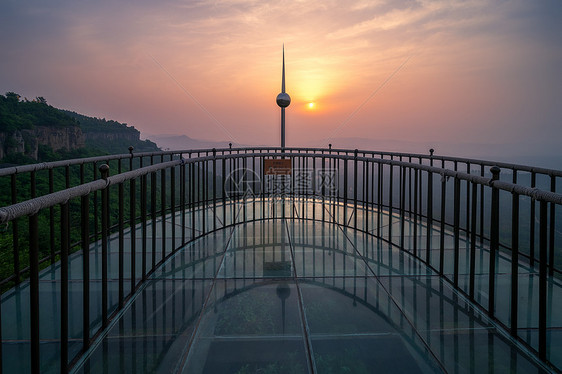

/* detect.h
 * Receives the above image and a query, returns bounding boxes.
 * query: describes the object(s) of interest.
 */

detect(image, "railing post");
[29,213,40,374]
[93,163,99,243]
[488,166,500,317]
[413,168,418,258]
[400,165,406,250]
[161,166,166,261]
[49,169,55,265]
[100,164,110,328]
[171,163,176,250]
[549,176,556,276]
[530,172,536,265]
[81,194,90,352]
[469,181,477,300]
[453,177,460,287]
[354,150,358,229]
[213,149,217,231]
[426,155,434,264]
[439,173,446,275]
[510,191,519,336]
[343,158,348,226]
[118,178,124,309]
[388,164,393,241]
[60,202,69,374]
[129,147,137,286]
[539,200,548,361]
[11,174,19,285]
[130,177,136,293]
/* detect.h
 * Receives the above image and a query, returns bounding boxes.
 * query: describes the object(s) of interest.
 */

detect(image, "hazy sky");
[1,0,561,158]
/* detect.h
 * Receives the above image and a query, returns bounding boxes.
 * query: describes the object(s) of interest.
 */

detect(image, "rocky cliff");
[0,126,84,160]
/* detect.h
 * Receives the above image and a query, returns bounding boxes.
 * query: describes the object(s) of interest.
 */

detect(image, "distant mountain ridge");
[145,133,244,151]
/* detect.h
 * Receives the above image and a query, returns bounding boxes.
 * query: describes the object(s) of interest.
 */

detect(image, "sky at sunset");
[1,1,561,163]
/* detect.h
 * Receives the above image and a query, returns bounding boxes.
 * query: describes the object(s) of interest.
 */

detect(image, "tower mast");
[276,45,291,149]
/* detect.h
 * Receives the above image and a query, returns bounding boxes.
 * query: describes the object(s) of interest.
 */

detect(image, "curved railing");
[2,147,559,285]
[0,148,561,372]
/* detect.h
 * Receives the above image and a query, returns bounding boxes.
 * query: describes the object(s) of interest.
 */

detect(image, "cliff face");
[0,126,85,160]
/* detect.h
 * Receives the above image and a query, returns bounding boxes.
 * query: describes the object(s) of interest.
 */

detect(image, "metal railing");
[0,148,561,372]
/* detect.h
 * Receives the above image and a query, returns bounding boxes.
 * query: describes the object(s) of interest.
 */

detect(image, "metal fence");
[0,148,561,372]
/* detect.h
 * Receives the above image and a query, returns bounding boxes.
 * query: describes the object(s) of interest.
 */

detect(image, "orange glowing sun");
[307,102,315,110]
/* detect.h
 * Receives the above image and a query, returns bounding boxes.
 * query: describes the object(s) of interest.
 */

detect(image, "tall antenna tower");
[276,45,291,148]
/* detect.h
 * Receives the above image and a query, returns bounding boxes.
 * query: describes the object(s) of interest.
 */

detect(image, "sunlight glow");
[307,102,315,109]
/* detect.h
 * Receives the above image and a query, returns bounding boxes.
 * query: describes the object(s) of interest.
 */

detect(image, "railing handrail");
[1,146,560,177]
[1,151,561,225]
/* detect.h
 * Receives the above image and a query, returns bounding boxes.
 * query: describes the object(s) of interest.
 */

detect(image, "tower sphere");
[276,92,291,108]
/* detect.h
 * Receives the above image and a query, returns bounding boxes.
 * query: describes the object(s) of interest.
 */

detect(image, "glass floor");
[1,200,559,373]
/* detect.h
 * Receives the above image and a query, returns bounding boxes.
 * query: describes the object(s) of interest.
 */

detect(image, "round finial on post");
[229,143,232,149]
[212,148,216,157]
[354,149,358,159]
[329,144,332,150]
[429,148,435,157]
[490,166,501,181]
[128,146,134,155]
[99,164,110,180]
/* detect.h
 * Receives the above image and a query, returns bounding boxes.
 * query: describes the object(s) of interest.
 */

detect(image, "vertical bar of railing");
[530,172,536,266]
[408,157,412,220]
[49,169,55,264]
[181,160,186,244]
[151,171,157,271]
[321,156,326,222]
[510,191,519,335]
[413,168,418,257]
[100,164,110,328]
[343,158,348,226]
[223,156,228,226]
[171,164,176,251]
[538,200,548,361]
[243,157,247,222]
[453,177,460,286]
[549,176,556,276]
[141,174,147,281]
[378,159,382,237]
[364,159,368,233]
[191,163,196,239]
[252,155,257,220]
[426,169,433,264]
[11,174,19,285]
[469,181,477,300]
[213,150,217,231]
[439,174,446,275]
[29,213,40,374]
[161,168,166,260]
[480,165,485,245]
[489,166,500,317]
[93,163,98,242]
[118,178,124,309]
[81,194,90,352]
[60,202,69,374]
[389,164,393,241]
[130,178,136,293]
[466,163,470,232]
[353,150,358,229]
[201,160,206,234]
[400,166,406,250]
[312,155,316,221]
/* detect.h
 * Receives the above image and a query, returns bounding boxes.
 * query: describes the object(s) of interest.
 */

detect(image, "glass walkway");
[1,201,558,373]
